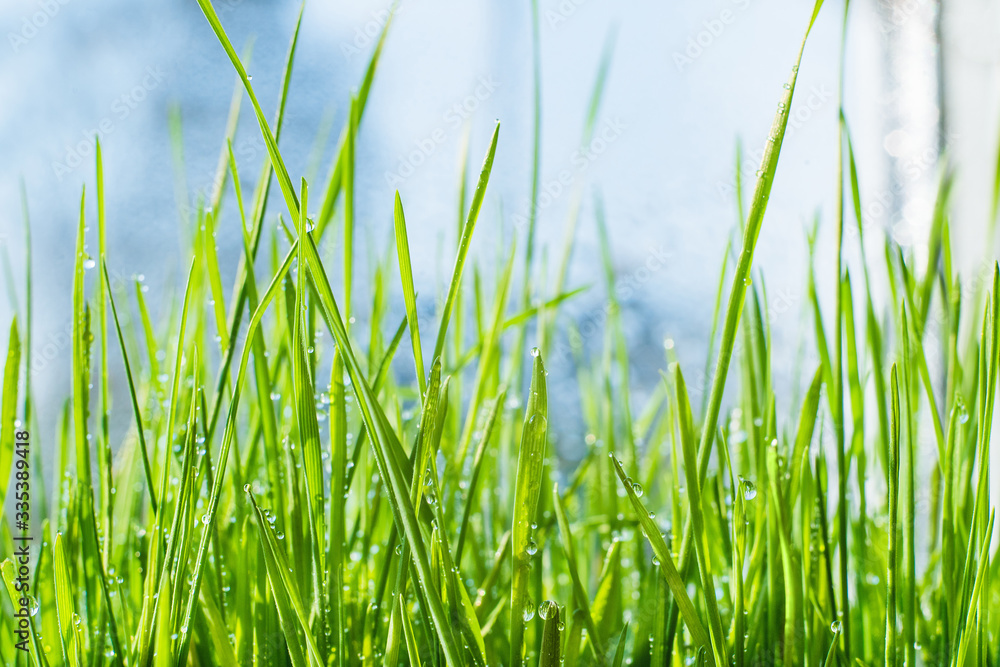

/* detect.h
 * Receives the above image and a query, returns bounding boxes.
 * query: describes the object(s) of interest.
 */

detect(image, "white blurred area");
[0,0,998,468]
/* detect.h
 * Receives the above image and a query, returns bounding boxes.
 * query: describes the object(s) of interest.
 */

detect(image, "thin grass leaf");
[431,122,500,365]
[246,488,320,667]
[552,484,607,663]
[102,264,157,514]
[611,621,629,667]
[393,191,426,394]
[509,351,549,667]
[609,454,711,649]
[0,318,19,508]
[674,367,729,667]
[300,232,467,667]
[538,602,561,667]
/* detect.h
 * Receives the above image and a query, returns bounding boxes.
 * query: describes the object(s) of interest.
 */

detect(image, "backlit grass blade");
[316,11,392,236]
[668,0,824,645]
[431,122,500,365]
[674,367,729,667]
[898,306,917,667]
[2,558,48,666]
[0,318,19,508]
[18,180,32,432]
[611,621,629,667]
[53,534,77,666]
[609,453,711,649]
[328,346,347,666]
[300,231,466,667]
[174,242,300,666]
[455,242,516,467]
[885,365,900,667]
[343,94,357,321]
[136,258,196,663]
[195,0,300,224]
[205,4,300,444]
[292,179,327,639]
[509,351,549,667]
[456,390,505,565]
[198,593,240,667]
[384,357,444,636]
[246,488,319,667]
[102,263,157,513]
[401,595,423,667]
[552,483,607,663]
[69,186,122,661]
[954,510,995,666]
[95,140,114,572]
[393,191,426,393]
[538,602,561,667]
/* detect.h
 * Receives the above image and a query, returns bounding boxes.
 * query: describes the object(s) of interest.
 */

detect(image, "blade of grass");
[885,365,900,667]
[611,621,629,667]
[102,263,157,514]
[609,453,711,649]
[667,1,824,649]
[0,318,19,509]
[431,122,500,365]
[674,367,729,667]
[552,484,607,664]
[393,191,426,394]
[538,602,561,667]
[509,351,549,667]
[300,231,467,667]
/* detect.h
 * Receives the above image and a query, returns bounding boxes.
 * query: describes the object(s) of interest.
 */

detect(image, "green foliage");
[2,2,999,666]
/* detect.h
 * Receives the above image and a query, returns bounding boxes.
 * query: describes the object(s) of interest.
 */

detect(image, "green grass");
[2,1,1000,666]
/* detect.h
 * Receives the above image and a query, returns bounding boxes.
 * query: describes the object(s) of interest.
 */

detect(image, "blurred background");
[1,0,998,463]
